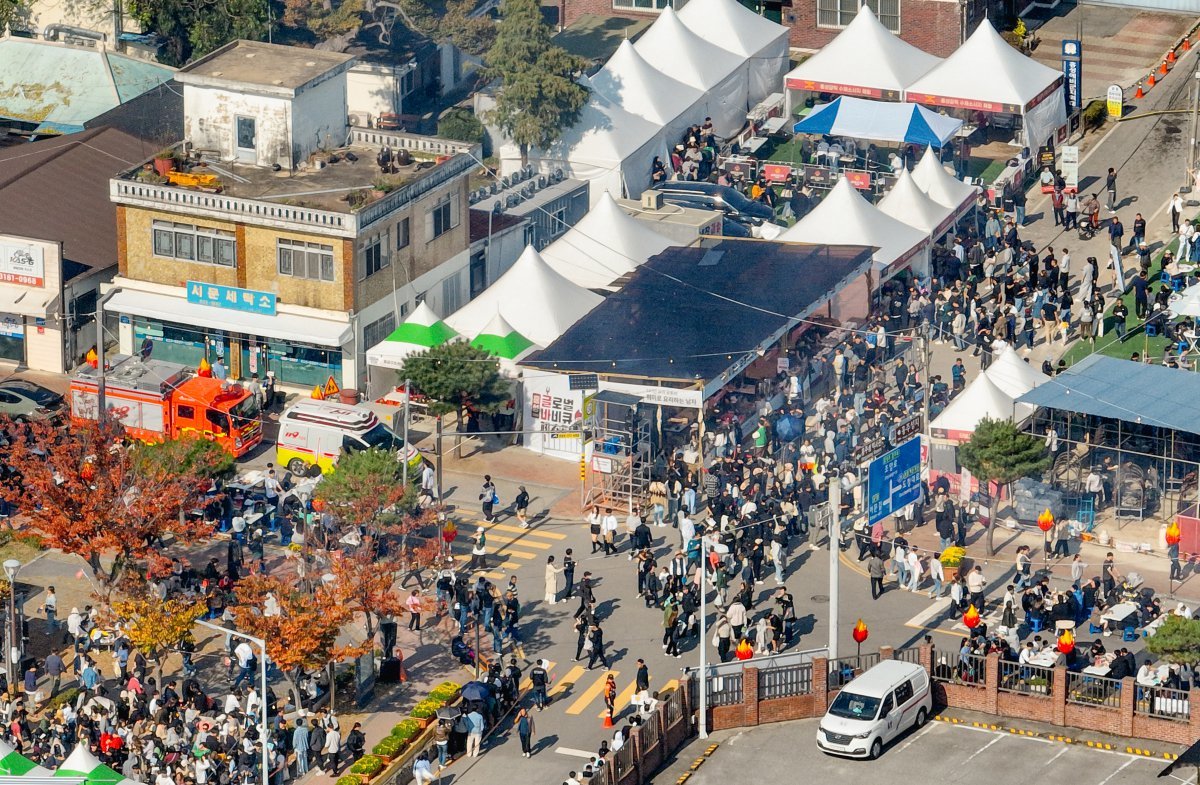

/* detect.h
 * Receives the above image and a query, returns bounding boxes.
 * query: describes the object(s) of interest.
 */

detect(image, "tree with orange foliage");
[0,415,232,588]
[233,574,366,708]
[110,585,206,684]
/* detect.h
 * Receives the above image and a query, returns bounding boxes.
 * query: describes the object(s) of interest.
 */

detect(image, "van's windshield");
[359,423,404,451]
[827,691,881,721]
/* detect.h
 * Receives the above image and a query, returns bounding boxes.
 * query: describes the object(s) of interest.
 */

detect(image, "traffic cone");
[1148,71,1157,88]
[1135,81,1145,99]
[1184,38,1192,52]
[603,714,613,728]
[1168,48,1177,63]
[1160,59,1169,75]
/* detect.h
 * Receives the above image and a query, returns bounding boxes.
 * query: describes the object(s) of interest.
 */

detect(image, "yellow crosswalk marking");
[492,548,539,560]
[549,665,586,697]
[487,536,552,550]
[483,522,567,540]
[660,678,679,694]
[598,680,639,718]
[566,670,617,715]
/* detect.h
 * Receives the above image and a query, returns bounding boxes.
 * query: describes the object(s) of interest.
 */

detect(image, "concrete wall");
[290,70,349,164]
[184,86,293,168]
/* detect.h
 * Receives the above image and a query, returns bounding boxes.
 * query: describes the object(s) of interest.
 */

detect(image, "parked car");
[0,384,56,421]
[816,660,931,759]
[652,181,777,226]
[0,380,63,412]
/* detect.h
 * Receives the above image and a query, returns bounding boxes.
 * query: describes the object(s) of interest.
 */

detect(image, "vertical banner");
[1106,84,1124,119]
[1060,145,1079,192]
[1062,39,1083,111]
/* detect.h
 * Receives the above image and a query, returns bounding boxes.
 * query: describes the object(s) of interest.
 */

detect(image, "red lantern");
[1037,509,1054,533]
[852,619,869,644]
[1057,628,1075,654]
[80,460,95,482]
[197,357,213,378]
[963,604,981,629]
[1166,521,1182,546]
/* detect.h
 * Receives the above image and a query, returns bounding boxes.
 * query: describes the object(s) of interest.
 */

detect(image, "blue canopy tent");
[793,96,963,148]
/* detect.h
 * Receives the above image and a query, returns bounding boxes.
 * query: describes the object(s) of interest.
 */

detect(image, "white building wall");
[347,63,409,127]
[290,71,350,163]
[184,86,294,169]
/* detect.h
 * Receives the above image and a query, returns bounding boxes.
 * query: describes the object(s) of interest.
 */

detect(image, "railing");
[612,736,637,780]
[828,653,880,690]
[998,661,1054,696]
[357,153,477,229]
[1137,685,1191,721]
[348,127,481,159]
[758,663,813,700]
[894,647,922,665]
[110,179,356,236]
[690,672,743,708]
[1066,672,1122,709]
[934,652,987,686]
[664,684,684,726]
[640,711,661,748]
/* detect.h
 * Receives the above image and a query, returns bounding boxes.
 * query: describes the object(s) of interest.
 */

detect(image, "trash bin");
[339,388,360,405]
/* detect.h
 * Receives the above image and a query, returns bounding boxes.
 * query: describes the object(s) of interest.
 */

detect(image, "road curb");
[931,714,1179,760]
[675,743,720,784]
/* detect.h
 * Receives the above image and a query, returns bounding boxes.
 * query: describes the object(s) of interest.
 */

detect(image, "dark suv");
[652,181,776,227]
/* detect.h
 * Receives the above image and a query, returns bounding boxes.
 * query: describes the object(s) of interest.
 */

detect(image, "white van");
[276,399,422,477]
[816,659,932,760]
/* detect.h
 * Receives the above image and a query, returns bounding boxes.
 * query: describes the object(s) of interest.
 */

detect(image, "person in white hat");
[470,526,487,570]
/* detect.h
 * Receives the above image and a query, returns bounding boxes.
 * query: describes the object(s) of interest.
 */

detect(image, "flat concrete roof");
[178,40,354,93]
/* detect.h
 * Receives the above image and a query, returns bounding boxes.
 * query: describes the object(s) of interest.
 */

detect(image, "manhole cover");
[810,594,830,603]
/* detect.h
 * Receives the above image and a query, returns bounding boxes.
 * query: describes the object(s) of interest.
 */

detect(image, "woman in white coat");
[544,555,563,605]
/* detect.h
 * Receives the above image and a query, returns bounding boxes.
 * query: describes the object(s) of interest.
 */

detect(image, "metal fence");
[612,735,638,780]
[758,663,814,700]
[933,652,987,686]
[894,647,922,665]
[640,711,662,748]
[1137,686,1191,721]
[998,661,1054,695]
[828,653,881,690]
[1066,672,1122,709]
[665,684,684,725]
[691,672,743,707]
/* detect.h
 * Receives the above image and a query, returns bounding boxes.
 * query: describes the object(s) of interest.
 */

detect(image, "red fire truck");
[69,355,262,457]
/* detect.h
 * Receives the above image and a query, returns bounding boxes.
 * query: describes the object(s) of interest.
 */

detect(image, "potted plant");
[429,681,461,705]
[337,776,360,785]
[391,719,421,743]
[371,734,405,763]
[153,149,177,176]
[349,755,384,782]
[939,546,967,583]
[410,699,439,728]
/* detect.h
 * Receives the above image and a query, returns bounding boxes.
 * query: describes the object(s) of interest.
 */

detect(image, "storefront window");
[133,319,215,368]
[267,341,341,388]
[0,314,23,363]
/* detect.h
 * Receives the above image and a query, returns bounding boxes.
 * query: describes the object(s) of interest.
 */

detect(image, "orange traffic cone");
[1168,48,1177,63]
[1185,38,1192,52]
[1148,71,1157,87]
[1160,59,1170,75]
[1135,81,1145,99]
[603,714,613,728]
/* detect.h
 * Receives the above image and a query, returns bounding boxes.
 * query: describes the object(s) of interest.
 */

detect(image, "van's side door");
[878,693,897,741]
[893,679,916,730]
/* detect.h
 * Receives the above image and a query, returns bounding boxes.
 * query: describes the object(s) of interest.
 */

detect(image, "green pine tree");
[957,418,1051,556]
[482,0,588,167]
[400,340,510,419]
[1146,615,1200,665]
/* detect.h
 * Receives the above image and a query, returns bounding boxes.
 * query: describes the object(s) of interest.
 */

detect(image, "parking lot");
[683,718,1189,785]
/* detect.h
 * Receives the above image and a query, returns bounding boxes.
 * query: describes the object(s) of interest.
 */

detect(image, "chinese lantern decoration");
[963,604,981,629]
[1057,628,1075,654]
[1166,520,1182,546]
[1037,509,1054,533]
[197,358,213,378]
[735,639,754,660]
[86,348,98,368]
[852,619,869,644]
[311,385,325,400]
[80,459,95,482]
[442,520,457,544]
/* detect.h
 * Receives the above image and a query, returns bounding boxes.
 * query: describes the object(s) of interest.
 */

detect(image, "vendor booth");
[794,97,963,149]
[783,7,940,109]
[470,312,539,375]
[444,245,603,349]
[904,19,1068,151]
[878,168,955,238]
[984,342,1050,400]
[365,302,460,400]
[778,178,930,283]
[677,0,790,101]
[540,193,675,291]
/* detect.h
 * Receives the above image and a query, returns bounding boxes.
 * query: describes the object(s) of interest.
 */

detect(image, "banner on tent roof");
[785,78,900,102]
[905,92,1021,115]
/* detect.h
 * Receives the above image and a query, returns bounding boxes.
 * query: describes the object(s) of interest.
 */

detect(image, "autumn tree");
[0,416,233,588]
[110,587,206,684]
[233,574,366,708]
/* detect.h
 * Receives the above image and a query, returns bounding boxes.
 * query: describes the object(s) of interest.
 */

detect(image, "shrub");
[1083,100,1106,130]
[391,719,421,741]
[429,681,461,702]
[372,735,405,758]
[43,687,81,713]
[410,699,440,720]
[438,108,485,144]
[349,755,384,776]
[337,776,360,785]
[939,547,966,568]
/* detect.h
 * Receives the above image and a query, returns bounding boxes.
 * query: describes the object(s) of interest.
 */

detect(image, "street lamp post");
[3,559,19,691]
[196,618,269,785]
[698,532,709,739]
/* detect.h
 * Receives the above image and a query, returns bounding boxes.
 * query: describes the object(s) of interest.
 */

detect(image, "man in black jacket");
[345,722,366,764]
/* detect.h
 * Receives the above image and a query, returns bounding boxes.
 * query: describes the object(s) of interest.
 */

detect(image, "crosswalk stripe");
[549,665,587,697]
[483,522,567,540]
[519,660,555,692]
[566,670,617,715]
[660,678,679,694]
[492,548,539,560]
[598,680,639,718]
[487,536,552,551]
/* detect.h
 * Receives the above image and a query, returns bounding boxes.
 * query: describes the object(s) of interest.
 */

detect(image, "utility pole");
[827,474,841,662]
[1189,67,1200,190]
[435,416,444,507]
[401,379,411,489]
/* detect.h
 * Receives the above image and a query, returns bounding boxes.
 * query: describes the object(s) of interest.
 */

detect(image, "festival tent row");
[912,146,979,224]
[540,193,675,291]
[496,0,789,205]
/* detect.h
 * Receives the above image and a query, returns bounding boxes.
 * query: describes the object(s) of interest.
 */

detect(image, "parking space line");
[961,736,1004,765]
[895,722,937,752]
[1096,759,1134,785]
[1045,747,1070,767]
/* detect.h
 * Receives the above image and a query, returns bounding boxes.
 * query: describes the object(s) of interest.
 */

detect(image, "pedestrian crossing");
[445,515,567,582]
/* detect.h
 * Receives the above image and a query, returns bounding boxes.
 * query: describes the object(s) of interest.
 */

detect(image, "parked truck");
[69,355,263,457]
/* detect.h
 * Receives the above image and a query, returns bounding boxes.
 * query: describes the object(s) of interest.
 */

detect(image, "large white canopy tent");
[930,371,1024,438]
[585,40,704,145]
[778,178,929,282]
[677,0,789,101]
[540,192,675,291]
[497,90,667,209]
[783,7,940,113]
[905,19,1067,149]
[912,146,979,223]
[633,7,749,138]
[878,167,955,238]
[365,301,459,370]
[445,245,603,348]
[985,342,1050,400]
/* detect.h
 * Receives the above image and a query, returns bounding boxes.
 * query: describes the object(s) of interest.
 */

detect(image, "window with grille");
[277,238,336,282]
[363,312,396,349]
[817,0,899,32]
[152,221,236,267]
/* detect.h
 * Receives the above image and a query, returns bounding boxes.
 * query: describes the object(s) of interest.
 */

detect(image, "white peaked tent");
[779,178,929,281]
[912,147,979,218]
[677,0,789,100]
[470,312,540,378]
[365,301,460,370]
[783,7,940,112]
[0,738,52,776]
[445,245,604,348]
[541,193,675,291]
[905,19,1067,148]
[586,40,704,142]
[930,372,1021,437]
[878,167,954,237]
[985,342,1049,400]
[56,745,133,785]
[633,7,749,137]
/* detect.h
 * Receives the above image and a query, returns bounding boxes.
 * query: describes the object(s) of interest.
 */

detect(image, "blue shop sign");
[186,281,277,316]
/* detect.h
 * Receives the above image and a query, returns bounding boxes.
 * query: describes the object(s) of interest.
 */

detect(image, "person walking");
[1052,518,1070,558]
[321,720,342,775]
[563,549,576,599]
[529,658,551,709]
[516,707,536,757]
[928,552,944,599]
[465,707,485,757]
[635,659,650,695]
[586,622,610,669]
[867,552,886,599]
[470,526,488,570]
[41,586,58,634]
[292,719,310,776]
[480,475,497,522]
[544,556,563,605]
[515,486,531,528]
[406,590,423,630]
[1105,167,1118,211]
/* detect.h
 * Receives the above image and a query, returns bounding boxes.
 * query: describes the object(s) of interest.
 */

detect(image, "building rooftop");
[469,209,525,243]
[177,40,355,94]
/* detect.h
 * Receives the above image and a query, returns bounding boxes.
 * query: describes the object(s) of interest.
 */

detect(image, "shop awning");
[106,288,352,348]
[0,287,54,317]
